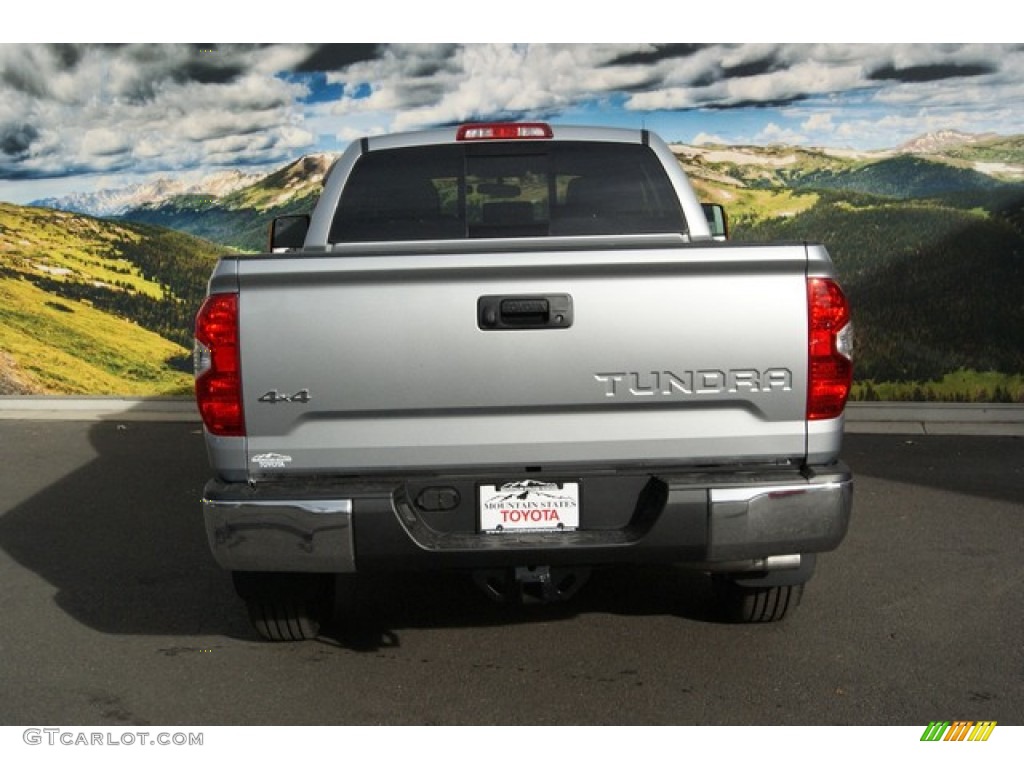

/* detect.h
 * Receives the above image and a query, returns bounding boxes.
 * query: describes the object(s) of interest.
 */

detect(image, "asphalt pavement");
[0,414,1021,727]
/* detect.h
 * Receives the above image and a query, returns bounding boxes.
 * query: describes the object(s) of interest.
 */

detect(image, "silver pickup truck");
[194,123,854,640]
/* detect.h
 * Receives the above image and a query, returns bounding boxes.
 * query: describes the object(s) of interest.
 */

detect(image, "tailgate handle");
[478,294,573,330]
[502,298,548,320]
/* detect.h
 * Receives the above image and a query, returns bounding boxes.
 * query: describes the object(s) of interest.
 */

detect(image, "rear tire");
[713,579,804,622]
[711,553,815,623]
[232,572,331,641]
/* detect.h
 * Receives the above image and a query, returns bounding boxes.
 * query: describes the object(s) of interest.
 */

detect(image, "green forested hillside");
[732,193,1024,391]
[0,203,225,394]
[120,154,331,251]
[121,195,317,253]
[787,156,1007,199]
[940,134,1024,166]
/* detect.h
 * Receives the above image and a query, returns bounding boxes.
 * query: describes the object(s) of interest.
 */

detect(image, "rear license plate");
[479,480,580,533]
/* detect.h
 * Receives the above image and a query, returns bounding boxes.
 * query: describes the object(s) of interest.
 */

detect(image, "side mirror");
[268,214,310,252]
[701,203,728,241]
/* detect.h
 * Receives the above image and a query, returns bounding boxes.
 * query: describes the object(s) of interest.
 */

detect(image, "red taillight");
[194,292,244,437]
[456,122,553,141]
[807,277,853,421]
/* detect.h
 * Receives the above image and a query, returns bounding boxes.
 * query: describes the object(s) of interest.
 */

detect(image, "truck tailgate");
[230,243,812,476]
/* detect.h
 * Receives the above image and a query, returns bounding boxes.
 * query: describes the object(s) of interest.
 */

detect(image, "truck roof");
[307,121,713,245]
[363,123,651,152]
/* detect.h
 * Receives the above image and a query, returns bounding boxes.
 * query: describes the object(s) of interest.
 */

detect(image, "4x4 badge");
[258,389,311,404]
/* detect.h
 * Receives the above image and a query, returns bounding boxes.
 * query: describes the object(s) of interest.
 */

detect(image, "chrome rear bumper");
[204,496,355,573]
[202,464,852,574]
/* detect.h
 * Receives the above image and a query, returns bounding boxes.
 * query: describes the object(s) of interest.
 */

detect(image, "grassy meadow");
[0,202,221,395]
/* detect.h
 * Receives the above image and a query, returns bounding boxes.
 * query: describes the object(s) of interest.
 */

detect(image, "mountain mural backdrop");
[2,131,1023,400]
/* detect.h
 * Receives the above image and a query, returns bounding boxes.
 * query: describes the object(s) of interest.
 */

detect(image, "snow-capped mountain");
[222,153,338,210]
[31,168,264,217]
[897,130,997,154]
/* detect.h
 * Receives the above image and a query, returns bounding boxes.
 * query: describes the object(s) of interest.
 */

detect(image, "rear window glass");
[329,141,686,242]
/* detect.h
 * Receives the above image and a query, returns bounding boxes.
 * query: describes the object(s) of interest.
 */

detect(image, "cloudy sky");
[1,42,1022,204]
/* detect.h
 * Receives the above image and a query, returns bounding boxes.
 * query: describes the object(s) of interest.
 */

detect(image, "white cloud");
[802,112,836,134]
[757,122,808,146]
[692,132,729,146]
[3,42,1024,203]
[326,44,680,132]
[0,44,317,182]
[79,127,130,157]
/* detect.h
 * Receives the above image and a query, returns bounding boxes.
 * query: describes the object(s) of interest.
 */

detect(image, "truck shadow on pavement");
[0,414,720,648]
[0,416,254,639]
[321,565,719,652]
